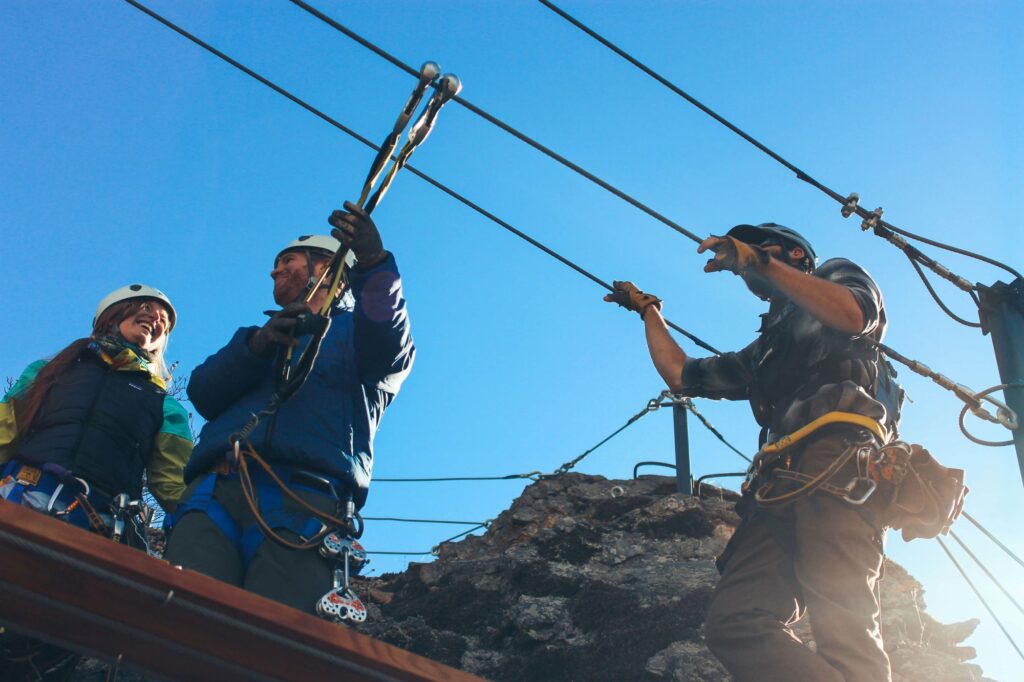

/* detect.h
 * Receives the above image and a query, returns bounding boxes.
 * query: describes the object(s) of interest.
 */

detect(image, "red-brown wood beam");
[0,500,485,682]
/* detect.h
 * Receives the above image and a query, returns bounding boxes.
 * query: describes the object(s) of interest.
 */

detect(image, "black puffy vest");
[15,352,165,498]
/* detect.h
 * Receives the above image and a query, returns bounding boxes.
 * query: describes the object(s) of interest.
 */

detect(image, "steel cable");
[936,536,1024,662]
[286,0,706,245]
[962,511,1024,569]
[537,0,1022,281]
[121,0,720,355]
[949,530,1024,617]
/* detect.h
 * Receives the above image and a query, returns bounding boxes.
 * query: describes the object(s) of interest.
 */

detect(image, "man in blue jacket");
[164,201,415,614]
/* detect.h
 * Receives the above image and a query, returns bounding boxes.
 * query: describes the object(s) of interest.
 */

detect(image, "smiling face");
[117,300,171,352]
[271,250,329,306]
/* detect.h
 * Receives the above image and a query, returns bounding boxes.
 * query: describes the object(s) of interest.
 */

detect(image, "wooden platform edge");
[0,499,486,682]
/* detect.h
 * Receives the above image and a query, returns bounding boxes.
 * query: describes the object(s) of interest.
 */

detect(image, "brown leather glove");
[698,235,769,275]
[248,302,307,357]
[328,201,386,270]
[603,280,663,319]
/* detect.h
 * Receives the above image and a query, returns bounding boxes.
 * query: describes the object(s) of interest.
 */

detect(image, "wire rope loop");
[959,384,1021,446]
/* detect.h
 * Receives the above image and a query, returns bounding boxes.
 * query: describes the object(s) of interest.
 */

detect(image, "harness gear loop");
[840,192,860,218]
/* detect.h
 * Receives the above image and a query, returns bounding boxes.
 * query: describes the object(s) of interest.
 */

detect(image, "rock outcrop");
[353,473,992,681]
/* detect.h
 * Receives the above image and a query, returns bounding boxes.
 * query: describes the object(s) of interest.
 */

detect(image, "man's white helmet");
[94,284,176,331]
[276,234,355,268]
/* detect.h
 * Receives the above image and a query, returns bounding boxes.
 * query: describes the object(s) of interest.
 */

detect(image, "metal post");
[672,402,692,494]
[978,278,1024,488]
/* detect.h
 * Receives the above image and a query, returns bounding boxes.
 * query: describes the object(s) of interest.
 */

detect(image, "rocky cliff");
[352,473,991,682]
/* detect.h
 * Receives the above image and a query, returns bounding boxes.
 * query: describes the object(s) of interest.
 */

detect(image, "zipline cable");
[537,0,1022,283]
[120,0,720,356]
[285,0,706,245]
[948,530,1024,617]
[281,0,1016,421]
[122,0,1011,431]
[935,536,1024,662]
[962,511,1024,569]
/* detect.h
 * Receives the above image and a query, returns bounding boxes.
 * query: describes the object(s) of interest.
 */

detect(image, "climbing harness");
[741,414,967,540]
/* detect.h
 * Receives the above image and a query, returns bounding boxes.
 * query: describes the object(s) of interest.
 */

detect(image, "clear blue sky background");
[2,1,1021,678]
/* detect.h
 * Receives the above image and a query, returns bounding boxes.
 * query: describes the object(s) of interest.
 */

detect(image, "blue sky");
[2,1,1021,678]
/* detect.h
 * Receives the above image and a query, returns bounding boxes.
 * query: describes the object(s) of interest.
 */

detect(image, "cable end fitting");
[841,193,860,218]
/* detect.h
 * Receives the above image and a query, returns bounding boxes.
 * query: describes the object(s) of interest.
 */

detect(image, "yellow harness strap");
[759,411,888,455]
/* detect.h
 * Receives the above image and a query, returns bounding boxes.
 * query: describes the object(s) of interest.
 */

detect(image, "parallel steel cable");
[284,0,1009,410]
[285,0,705,245]
[362,516,488,526]
[537,0,1022,281]
[936,536,1024,662]
[375,473,541,483]
[121,0,720,355]
[963,511,1024,569]
[949,530,1024,617]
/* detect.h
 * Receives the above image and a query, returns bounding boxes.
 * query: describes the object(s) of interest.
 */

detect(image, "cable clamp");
[841,192,860,218]
[861,207,884,232]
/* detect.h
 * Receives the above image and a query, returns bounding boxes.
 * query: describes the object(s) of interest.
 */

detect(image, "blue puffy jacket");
[183,254,414,508]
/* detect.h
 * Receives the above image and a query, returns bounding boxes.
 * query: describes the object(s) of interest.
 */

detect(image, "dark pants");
[163,475,336,615]
[704,428,891,682]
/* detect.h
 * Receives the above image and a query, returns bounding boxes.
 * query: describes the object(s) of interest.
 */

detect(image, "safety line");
[375,473,540,483]
[962,511,1024,569]
[367,523,489,556]
[936,536,1024,662]
[286,0,705,245]
[537,0,1022,281]
[121,0,720,356]
[548,399,657,475]
[362,516,488,527]
[949,530,1024,617]
[678,398,753,463]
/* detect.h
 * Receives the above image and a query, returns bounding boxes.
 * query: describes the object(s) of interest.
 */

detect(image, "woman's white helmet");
[94,284,176,331]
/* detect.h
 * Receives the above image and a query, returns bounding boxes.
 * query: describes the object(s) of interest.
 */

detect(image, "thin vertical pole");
[978,279,1024,488]
[673,403,692,494]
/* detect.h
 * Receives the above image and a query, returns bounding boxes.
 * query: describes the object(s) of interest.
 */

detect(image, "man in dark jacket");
[605,223,897,682]
[165,201,414,614]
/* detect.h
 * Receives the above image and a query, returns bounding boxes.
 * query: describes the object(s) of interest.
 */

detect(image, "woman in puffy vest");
[0,284,193,681]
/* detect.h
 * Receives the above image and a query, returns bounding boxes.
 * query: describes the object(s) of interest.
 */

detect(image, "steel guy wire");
[285,0,706,246]
[661,393,752,463]
[537,0,1023,282]
[120,0,721,356]
[375,473,543,483]
[124,0,1009,429]
[963,511,1024,569]
[367,523,490,556]
[949,530,1024,618]
[361,516,490,527]
[936,536,1024,662]
[279,0,1016,418]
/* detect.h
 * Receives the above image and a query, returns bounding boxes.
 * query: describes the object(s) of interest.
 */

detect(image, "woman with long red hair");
[0,283,193,680]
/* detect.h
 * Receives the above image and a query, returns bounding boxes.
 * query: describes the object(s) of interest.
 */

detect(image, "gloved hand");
[697,235,769,275]
[248,302,307,357]
[603,280,663,319]
[328,201,386,270]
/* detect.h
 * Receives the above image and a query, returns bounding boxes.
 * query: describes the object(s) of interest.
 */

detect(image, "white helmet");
[276,234,355,267]
[94,284,176,331]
